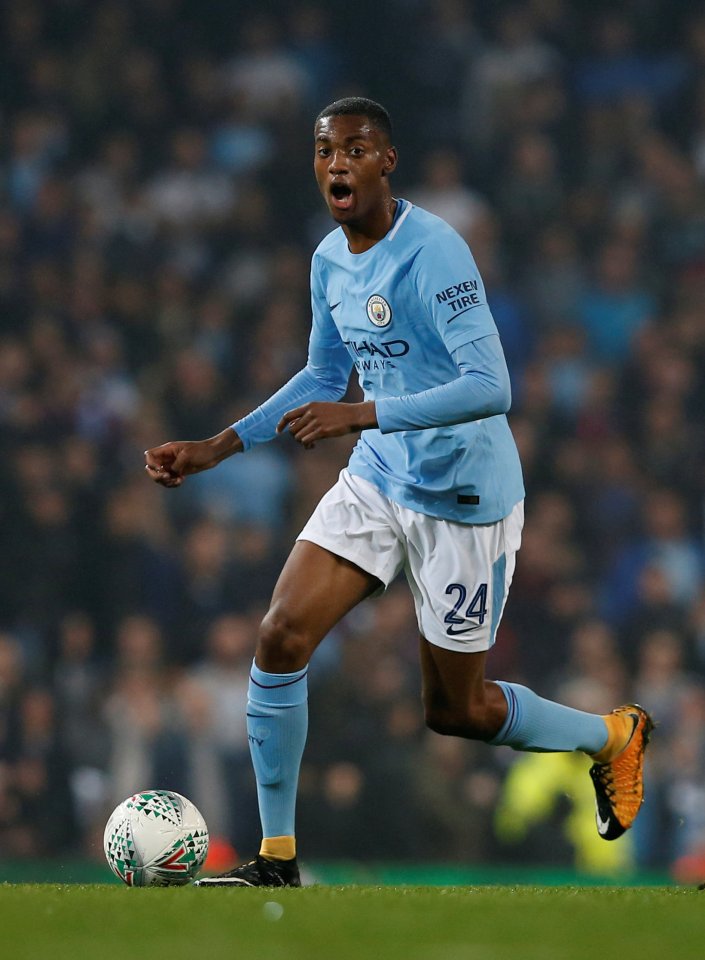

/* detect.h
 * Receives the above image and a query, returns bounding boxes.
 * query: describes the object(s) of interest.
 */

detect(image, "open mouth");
[330,182,353,211]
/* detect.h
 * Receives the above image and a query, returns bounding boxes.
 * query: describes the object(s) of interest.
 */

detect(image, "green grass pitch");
[0,884,701,960]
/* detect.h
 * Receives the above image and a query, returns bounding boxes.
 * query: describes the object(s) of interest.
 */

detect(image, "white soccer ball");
[104,789,209,887]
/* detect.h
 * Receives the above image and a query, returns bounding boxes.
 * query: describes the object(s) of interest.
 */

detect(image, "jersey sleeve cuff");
[230,418,255,451]
[375,397,407,434]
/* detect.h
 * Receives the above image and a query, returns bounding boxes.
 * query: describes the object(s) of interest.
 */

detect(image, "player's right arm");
[144,428,242,488]
[145,256,353,487]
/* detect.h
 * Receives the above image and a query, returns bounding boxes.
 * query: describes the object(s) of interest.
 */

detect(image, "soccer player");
[145,98,652,887]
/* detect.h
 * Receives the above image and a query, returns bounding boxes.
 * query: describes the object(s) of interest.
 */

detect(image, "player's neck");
[343,197,398,254]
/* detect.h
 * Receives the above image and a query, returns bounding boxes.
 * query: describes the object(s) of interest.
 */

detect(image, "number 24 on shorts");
[444,582,488,636]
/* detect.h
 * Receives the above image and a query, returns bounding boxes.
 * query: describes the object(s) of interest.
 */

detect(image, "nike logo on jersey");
[330,301,341,311]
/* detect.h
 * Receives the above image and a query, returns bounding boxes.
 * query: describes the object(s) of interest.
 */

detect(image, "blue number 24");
[444,582,488,635]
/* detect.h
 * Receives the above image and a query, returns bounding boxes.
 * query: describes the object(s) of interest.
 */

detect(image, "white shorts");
[297,469,524,653]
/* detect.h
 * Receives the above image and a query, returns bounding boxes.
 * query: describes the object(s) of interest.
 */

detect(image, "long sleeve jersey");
[234,200,524,523]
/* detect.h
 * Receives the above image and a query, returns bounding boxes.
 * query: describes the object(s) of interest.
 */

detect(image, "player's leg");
[407,499,652,840]
[419,638,652,838]
[419,643,503,739]
[197,470,404,887]
[251,538,381,855]
[197,540,380,887]
[420,638,612,752]
[255,537,381,673]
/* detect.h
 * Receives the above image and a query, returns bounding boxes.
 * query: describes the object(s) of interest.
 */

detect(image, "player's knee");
[256,606,313,673]
[425,702,496,741]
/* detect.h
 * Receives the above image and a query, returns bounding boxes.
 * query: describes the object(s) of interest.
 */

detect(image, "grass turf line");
[0,884,701,960]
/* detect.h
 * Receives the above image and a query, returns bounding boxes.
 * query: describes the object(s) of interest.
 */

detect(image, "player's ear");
[382,147,398,177]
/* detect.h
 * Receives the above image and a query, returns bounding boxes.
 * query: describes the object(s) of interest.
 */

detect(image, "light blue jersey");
[235,200,524,524]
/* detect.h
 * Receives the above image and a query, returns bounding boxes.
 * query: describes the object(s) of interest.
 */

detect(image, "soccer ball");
[104,789,209,887]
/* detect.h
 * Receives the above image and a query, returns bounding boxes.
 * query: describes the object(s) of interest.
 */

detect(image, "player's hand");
[144,429,242,487]
[277,401,377,448]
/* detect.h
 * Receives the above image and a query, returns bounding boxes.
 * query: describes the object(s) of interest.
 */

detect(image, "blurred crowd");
[1,0,705,878]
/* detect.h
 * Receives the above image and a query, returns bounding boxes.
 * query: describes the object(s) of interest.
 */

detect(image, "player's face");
[314,114,397,226]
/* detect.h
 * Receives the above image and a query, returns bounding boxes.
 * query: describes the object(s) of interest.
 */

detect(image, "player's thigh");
[297,469,406,588]
[257,471,406,671]
[403,500,523,655]
[257,540,381,671]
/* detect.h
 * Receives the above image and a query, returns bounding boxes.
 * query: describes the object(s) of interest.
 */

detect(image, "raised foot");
[590,703,654,841]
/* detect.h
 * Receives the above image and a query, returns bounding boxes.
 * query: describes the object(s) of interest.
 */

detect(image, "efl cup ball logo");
[366,294,392,327]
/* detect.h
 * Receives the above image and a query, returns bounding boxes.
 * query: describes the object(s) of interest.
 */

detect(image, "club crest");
[366,294,392,327]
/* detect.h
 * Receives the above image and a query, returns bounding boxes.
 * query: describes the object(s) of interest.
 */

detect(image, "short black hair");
[315,97,393,142]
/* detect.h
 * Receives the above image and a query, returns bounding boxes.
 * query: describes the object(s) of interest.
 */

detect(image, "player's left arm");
[372,229,510,434]
[374,334,510,433]
[279,334,509,445]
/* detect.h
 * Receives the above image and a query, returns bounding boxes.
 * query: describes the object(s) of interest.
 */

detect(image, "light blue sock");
[247,661,308,839]
[490,681,608,754]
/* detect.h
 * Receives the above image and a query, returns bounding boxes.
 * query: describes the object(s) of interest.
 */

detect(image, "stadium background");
[1,0,704,883]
